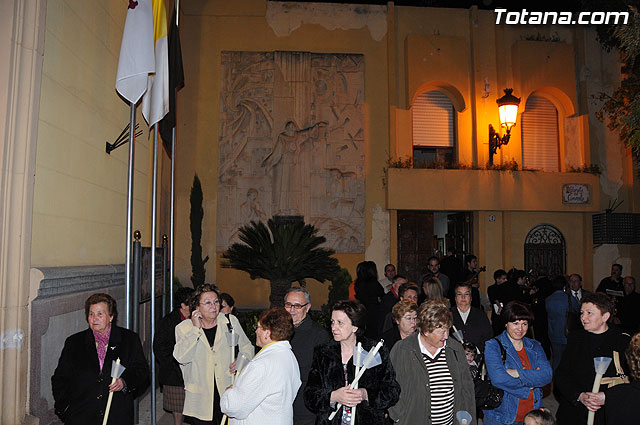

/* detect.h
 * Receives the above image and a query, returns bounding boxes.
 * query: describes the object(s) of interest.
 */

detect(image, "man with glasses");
[450,282,492,352]
[284,287,329,425]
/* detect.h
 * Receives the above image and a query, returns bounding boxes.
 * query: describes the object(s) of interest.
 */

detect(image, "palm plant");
[222,218,340,307]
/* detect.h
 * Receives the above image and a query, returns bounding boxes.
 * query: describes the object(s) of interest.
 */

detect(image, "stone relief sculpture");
[217,51,365,253]
[262,121,328,215]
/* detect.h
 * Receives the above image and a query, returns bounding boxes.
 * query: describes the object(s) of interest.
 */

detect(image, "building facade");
[1,0,638,423]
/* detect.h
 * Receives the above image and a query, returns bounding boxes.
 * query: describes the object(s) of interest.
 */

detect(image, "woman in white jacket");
[221,307,301,425]
[173,284,254,424]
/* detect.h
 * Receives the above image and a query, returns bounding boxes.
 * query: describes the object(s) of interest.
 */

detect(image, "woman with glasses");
[382,300,418,350]
[304,300,400,424]
[173,284,254,425]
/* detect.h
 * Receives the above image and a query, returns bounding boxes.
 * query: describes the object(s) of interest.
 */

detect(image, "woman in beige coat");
[174,284,254,424]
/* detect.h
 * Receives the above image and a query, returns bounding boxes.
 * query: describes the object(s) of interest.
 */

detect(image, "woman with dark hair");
[483,301,552,425]
[173,284,254,425]
[221,308,300,424]
[354,261,384,338]
[554,292,630,425]
[605,332,640,424]
[389,300,476,425]
[153,286,195,425]
[52,293,149,424]
[219,292,236,315]
[304,300,400,424]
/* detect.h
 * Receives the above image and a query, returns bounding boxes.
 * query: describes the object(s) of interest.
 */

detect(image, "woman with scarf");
[52,293,149,425]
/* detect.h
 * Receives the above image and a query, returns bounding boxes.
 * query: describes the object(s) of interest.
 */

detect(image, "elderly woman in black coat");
[304,300,400,424]
[52,293,149,425]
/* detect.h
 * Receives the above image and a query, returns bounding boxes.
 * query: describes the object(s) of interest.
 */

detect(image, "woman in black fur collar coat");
[304,300,400,424]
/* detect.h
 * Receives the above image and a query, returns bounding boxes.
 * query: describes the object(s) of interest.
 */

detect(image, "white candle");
[102,357,120,425]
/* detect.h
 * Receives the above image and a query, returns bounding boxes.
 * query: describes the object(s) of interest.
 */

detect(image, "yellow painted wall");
[168,2,639,308]
[32,0,151,267]
[30,1,637,306]
[175,1,389,305]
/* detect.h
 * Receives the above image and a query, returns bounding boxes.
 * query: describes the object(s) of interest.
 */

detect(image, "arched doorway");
[524,224,566,276]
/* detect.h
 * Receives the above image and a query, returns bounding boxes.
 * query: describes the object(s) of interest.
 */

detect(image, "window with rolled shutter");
[521,96,560,172]
[411,91,456,167]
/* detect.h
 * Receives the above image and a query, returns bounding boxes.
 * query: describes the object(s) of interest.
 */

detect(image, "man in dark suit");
[450,282,492,352]
[285,287,330,425]
[487,269,508,336]
[568,273,588,308]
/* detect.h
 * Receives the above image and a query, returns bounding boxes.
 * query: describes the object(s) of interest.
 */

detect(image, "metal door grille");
[524,224,566,276]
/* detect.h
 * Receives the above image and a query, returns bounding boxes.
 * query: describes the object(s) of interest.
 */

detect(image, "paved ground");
[137,389,174,425]
[134,385,561,425]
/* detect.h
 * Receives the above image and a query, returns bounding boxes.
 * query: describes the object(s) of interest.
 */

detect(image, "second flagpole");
[150,124,159,425]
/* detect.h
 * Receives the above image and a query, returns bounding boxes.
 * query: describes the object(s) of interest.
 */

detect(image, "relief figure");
[262,120,327,215]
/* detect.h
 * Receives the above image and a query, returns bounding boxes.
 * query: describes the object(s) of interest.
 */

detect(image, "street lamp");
[489,88,521,165]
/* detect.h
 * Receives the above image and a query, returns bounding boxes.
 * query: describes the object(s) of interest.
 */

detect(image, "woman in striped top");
[389,300,476,425]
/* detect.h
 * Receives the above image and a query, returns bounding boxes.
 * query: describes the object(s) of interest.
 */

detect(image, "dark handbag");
[475,338,506,410]
[475,377,504,410]
[564,292,582,337]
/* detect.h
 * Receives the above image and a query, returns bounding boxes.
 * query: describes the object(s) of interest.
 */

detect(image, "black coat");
[554,327,630,425]
[377,291,399,336]
[304,337,400,425]
[355,278,384,338]
[605,380,640,425]
[291,316,331,421]
[51,325,150,425]
[450,306,493,352]
[381,326,402,351]
[153,308,185,386]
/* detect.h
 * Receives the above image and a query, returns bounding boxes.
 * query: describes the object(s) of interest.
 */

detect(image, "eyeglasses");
[200,299,220,307]
[253,324,263,331]
[284,302,309,310]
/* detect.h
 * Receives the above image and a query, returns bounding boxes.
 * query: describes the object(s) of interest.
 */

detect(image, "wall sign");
[562,184,590,204]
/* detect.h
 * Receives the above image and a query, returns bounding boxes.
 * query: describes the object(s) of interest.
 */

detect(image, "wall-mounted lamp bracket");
[488,124,511,165]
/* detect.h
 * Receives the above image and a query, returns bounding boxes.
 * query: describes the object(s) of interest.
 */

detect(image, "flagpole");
[125,102,136,330]
[169,125,175,311]
[150,124,159,425]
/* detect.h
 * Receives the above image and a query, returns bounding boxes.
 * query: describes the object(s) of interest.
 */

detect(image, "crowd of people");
[50,256,640,425]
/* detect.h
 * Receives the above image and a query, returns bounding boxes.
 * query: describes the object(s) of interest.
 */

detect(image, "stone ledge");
[33,264,124,298]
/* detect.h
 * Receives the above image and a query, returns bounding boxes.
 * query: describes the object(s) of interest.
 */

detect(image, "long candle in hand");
[328,340,384,420]
[102,357,120,425]
[587,357,612,425]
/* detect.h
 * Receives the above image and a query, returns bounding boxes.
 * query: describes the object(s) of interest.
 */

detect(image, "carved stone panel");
[217,51,365,253]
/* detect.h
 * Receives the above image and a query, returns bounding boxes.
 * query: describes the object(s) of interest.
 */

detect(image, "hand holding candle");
[328,340,384,421]
[586,356,611,425]
[102,358,126,425]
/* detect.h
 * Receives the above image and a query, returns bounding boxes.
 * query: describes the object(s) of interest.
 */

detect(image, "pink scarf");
[93,327,111,371]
